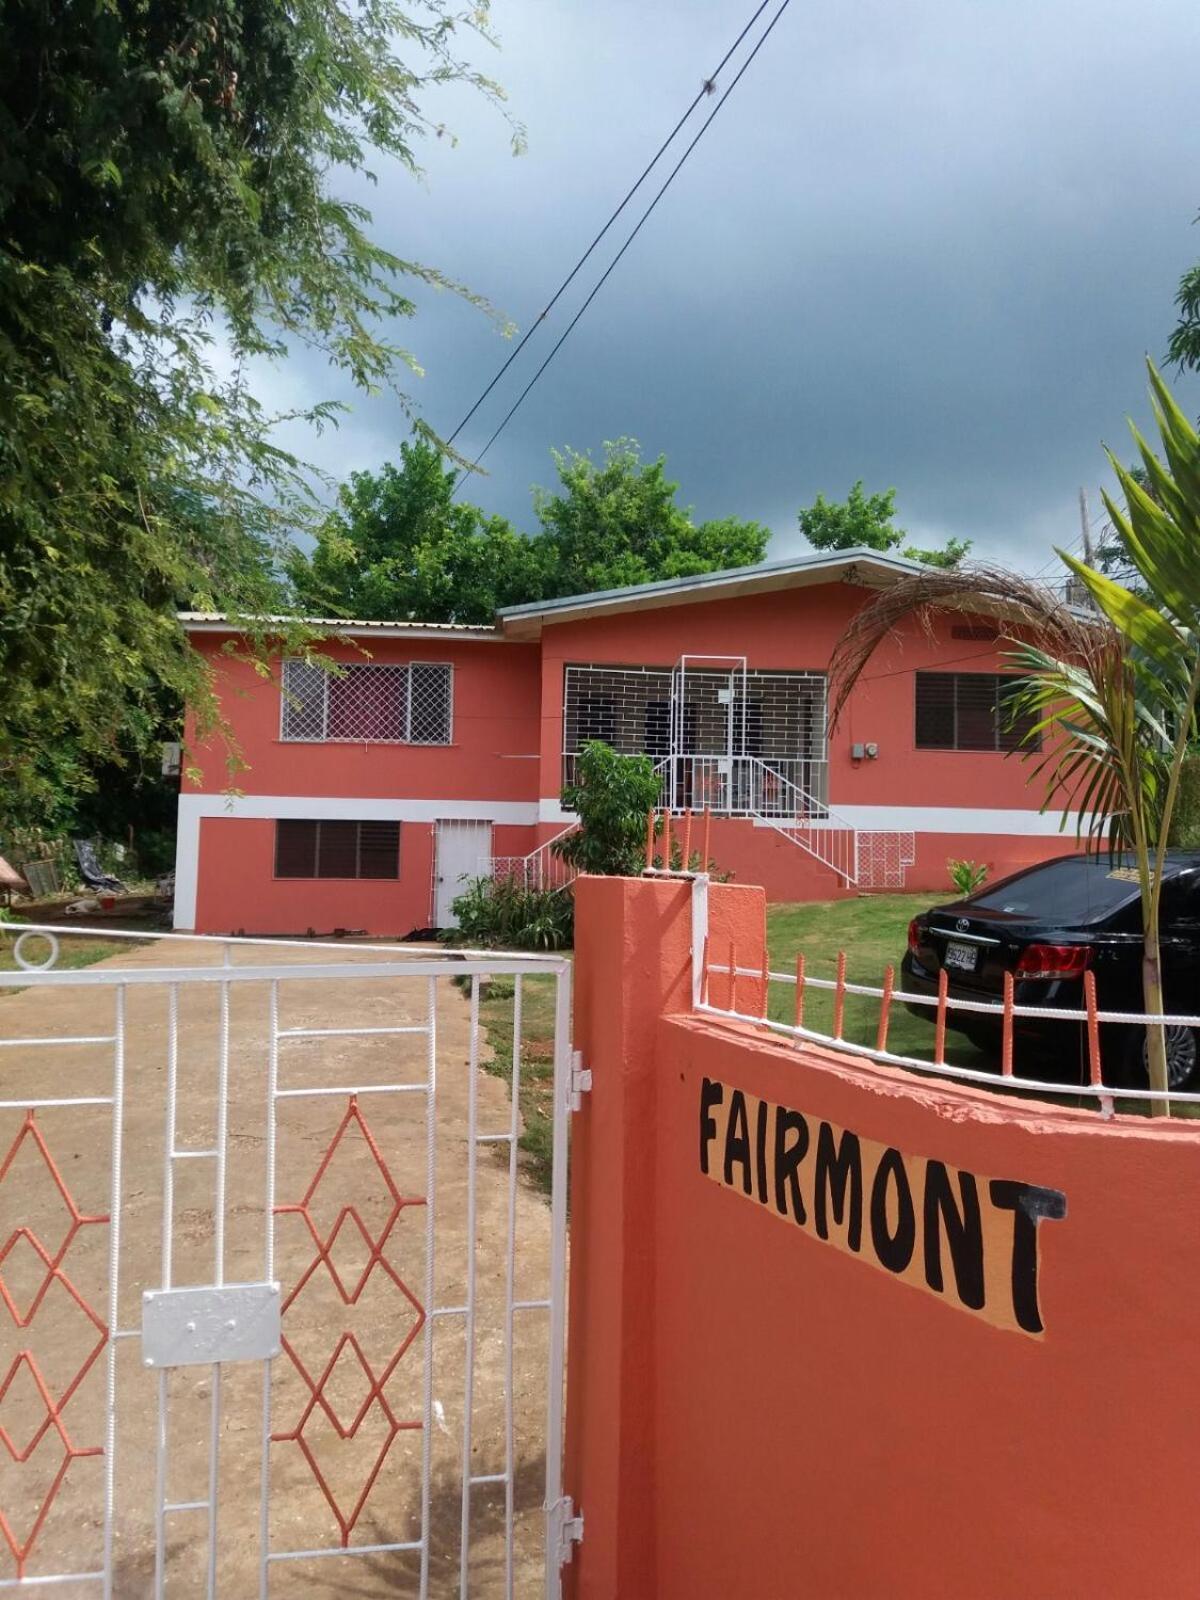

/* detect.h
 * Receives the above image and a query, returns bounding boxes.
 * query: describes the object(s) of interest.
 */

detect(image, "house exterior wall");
[534,585,1073,888]
[178,634,541,934]
[177,580,1075,934]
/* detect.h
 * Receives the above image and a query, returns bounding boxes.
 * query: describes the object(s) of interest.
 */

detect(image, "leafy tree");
[295,436,772,622]
[1169,252,1200,373]
[797,481,970,569]
[534,439,769,596]
[289,441,548,624]
[0,0,511,808]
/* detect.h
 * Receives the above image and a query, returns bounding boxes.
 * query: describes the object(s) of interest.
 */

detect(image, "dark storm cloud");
[259,0,1200,569]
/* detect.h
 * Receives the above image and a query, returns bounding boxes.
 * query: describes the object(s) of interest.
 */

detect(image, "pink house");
[175,550,1073,935]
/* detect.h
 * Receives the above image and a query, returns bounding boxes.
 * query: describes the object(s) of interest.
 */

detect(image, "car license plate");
[944,940,977,972]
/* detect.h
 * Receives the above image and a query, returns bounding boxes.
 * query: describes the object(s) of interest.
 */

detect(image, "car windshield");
[963,856,1155,924]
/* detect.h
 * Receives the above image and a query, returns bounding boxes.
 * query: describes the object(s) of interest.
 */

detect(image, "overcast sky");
[259,0,1200,573]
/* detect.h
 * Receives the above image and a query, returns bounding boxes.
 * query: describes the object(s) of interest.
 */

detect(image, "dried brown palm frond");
[827,562,1113,730]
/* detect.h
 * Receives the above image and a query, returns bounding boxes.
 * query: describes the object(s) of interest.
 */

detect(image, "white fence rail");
[645,850,1200,1118]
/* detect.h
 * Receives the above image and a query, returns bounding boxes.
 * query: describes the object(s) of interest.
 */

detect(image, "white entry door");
[434,819,493,926]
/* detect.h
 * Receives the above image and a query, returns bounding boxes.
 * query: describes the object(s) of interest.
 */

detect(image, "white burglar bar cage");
[561,662,827,806]
[281,660,453,745]
[0,925,575,1598]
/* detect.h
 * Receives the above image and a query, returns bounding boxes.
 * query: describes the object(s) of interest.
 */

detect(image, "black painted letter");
[814,1122,863,1251]
[870,1147,916,1274]
[699,1078,723,1176]
[924,1162,985,1310]
[723,1088,753,1195]
[773,1106,809,1224]
[989,1179,1067,1334]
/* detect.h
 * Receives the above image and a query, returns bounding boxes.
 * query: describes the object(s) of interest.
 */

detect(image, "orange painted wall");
[703,816,1076,901]
[536,585,1046,814]
[185,632,541,801]
[193,817,534,935]
[567,874,1200,1600]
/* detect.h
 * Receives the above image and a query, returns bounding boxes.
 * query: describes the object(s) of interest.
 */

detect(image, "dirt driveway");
[0,936,559,1597]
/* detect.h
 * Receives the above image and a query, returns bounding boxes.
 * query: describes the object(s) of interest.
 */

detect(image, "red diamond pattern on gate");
[272,1095,426,1547]
[0,1111,108,1581]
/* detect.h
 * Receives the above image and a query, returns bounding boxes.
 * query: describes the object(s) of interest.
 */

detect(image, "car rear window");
[965,856,1148,924]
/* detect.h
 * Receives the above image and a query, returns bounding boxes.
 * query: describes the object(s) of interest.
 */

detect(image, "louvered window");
[281,661,452,744]
[914,673,1040,752]
[274,820,401,879]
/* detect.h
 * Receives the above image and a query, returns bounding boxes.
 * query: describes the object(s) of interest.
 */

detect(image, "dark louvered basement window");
[914,673,1040,753]
[275,820,400,879]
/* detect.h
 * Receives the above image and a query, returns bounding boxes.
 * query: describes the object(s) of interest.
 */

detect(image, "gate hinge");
[551,1495,584,1565]
[569,1051,592,1112]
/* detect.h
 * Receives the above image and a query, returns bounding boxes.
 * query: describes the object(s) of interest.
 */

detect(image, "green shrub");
[555,741,662,876]
[947,858,988,896]
[443,876,574,951]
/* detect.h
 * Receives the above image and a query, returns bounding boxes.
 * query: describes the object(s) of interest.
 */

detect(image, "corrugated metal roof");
[179,551,929,641]
[495,548,924,622]
[178,612,502,640]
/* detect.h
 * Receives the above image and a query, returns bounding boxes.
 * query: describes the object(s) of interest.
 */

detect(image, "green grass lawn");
[474,970,561,1194]
[764,894,988,1070]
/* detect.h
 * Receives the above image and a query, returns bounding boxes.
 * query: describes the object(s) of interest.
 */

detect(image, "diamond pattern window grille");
[281,661,452,745]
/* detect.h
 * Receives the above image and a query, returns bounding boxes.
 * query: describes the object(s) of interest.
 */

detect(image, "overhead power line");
[457,0,793,478]
[445,0,777,449]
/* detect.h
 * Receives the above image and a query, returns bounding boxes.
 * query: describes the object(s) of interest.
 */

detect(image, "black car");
[901,852,1200,1090]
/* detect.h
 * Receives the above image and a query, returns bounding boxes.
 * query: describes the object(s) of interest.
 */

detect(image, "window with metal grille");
[274,819,401,879]
[562,665,826,759]
[914,672,1040,752]
[280,661,452,744]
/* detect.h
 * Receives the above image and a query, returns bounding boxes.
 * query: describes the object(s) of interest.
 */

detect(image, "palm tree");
[828,364,1200,1109]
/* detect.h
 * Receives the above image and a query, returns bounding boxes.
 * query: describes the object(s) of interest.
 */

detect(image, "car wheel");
[1121,1024,1200,1094]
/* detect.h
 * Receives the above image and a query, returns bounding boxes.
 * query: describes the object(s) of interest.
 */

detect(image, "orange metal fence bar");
[1001,972,1014,1078]
[934,968,949,1065]
[682,810,693,871]
[728,938,737,1012]
[644,809,655,870]
[876,964,895,1054]
[702,807,712,870]
[833,951,847,1041]
[1084,969,1102,1087]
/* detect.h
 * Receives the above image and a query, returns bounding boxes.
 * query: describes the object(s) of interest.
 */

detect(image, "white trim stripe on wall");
[173,793,539,928]
[537,796,1078,835]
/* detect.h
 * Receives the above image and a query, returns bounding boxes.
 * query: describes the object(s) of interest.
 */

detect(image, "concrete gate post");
[563,873,766,1597]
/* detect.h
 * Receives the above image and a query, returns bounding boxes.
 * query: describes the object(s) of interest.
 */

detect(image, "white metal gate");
[0,926,576,1597]
[667,654,748,814]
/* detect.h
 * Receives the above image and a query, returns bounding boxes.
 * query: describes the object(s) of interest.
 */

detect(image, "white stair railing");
[737,756,915,889]
[485,822,580,892]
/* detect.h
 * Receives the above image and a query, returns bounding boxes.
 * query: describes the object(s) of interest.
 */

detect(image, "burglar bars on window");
[280,661,452,744]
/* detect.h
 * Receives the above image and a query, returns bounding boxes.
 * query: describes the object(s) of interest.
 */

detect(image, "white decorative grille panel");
[281,660,452,745]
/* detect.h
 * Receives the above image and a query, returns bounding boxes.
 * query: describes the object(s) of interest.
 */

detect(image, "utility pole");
[1078,487,1095,567]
